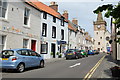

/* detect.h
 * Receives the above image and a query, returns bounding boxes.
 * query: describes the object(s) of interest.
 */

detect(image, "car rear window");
[1,50,14,58]
[66,49,74,53]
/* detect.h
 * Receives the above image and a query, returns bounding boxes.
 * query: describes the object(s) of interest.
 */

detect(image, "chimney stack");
[72,18,78,25]
[49,2,58,12]
[63,10,68,20]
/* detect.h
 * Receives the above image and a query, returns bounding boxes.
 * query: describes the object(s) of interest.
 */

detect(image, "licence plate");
[2,58,8,60]
[68,53,73,55]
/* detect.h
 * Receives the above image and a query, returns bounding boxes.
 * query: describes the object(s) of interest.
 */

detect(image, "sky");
[39,0,118,37]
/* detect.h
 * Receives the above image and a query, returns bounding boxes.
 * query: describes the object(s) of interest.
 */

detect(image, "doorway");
[31,40,36,51]
[51,43,56,58]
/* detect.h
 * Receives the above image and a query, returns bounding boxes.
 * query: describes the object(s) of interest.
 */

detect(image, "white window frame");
[23,39,29,49]
[0,35,6,52]
[0,0,7,18]
[24,8,30,26]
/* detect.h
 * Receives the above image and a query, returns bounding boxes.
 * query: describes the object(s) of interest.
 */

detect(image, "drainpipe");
[68,29,69,49]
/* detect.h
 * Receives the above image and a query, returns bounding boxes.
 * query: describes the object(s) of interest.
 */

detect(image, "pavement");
[92,54,120,79]
[45,57,65,63]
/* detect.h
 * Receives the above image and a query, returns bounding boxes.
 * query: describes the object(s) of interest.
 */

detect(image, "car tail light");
[12,57,17,61]
[74,52,76,54]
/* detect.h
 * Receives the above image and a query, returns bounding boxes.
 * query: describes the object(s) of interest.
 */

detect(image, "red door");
[31,40,36,51]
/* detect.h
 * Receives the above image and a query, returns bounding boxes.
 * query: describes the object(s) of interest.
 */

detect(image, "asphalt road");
[2,53,105,78]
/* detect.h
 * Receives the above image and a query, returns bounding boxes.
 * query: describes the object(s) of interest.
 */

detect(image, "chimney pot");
[49,2,58,12]
[72,18,78,25]
[63,10,68,20]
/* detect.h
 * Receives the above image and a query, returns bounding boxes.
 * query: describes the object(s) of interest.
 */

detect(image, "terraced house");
[0,0,68,59]
[0,0,41,53]
[29,1,68,59]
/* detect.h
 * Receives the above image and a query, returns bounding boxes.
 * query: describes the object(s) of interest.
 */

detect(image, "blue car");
[87,50,94,55]
[0,49,44,72]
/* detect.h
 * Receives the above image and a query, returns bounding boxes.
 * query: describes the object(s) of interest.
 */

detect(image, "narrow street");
[2,53,105,78]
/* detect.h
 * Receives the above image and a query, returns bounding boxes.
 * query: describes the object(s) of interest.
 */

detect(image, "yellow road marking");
[83,55,106,80]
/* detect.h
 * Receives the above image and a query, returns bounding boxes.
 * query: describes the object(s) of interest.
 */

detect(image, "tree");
[93,2,120,43]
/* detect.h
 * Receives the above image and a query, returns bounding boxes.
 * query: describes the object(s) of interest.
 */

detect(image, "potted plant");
[110,66,120,77]
[58,54,62,58]
[56,52,59,55]
[56,52,62,58]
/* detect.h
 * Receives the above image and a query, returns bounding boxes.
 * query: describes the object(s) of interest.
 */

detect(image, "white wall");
[69,30,77,49]
[40,12,68,59]
[0,1,41,53]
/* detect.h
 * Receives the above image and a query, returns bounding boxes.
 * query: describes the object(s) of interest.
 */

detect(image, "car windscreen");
[0,50,14,58]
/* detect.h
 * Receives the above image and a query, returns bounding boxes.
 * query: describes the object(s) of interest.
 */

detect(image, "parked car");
[65,49,82,59]
[94,50,99,54]
[0,49,44,72]
[78,50,88,57]
[87,50,94,55]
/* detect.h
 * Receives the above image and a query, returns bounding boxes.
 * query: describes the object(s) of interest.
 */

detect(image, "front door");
[51,43,56,58]
[31,40,36,51]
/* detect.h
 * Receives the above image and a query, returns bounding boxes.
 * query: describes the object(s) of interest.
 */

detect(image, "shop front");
[57,40,67,56]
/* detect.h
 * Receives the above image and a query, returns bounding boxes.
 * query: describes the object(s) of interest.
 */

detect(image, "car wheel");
[66,57,68,60]
[80,55,83,58]
[17,63,25,73]
[2,69,6,72]
[86,55,88,57]
[40,60,44,68]
[75,56,79,59]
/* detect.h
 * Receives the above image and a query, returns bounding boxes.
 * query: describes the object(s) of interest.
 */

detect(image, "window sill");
[42,36,47,37]
[52,37,56,39]
[0,18,9,23]
[23,25,30,29]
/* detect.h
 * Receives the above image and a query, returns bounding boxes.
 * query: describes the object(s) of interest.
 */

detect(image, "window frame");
[98,42,100,45]
[41,42,48,54]
[0,0,7,18]
[61,29,64,40]
[24,8,30,26]
[52,26,56,38]
[43,12,47,19]
[42,23,47,37]
[53,16,56,23]
[96,32,98,34]
[23,39,29,49]
[61,17,64,26]
[0,35,6,52]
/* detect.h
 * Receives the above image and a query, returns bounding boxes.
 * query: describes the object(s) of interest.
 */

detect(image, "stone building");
[93,12,111,52]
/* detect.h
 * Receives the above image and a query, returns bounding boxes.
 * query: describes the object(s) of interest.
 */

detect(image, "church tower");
[93,12,107,52]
